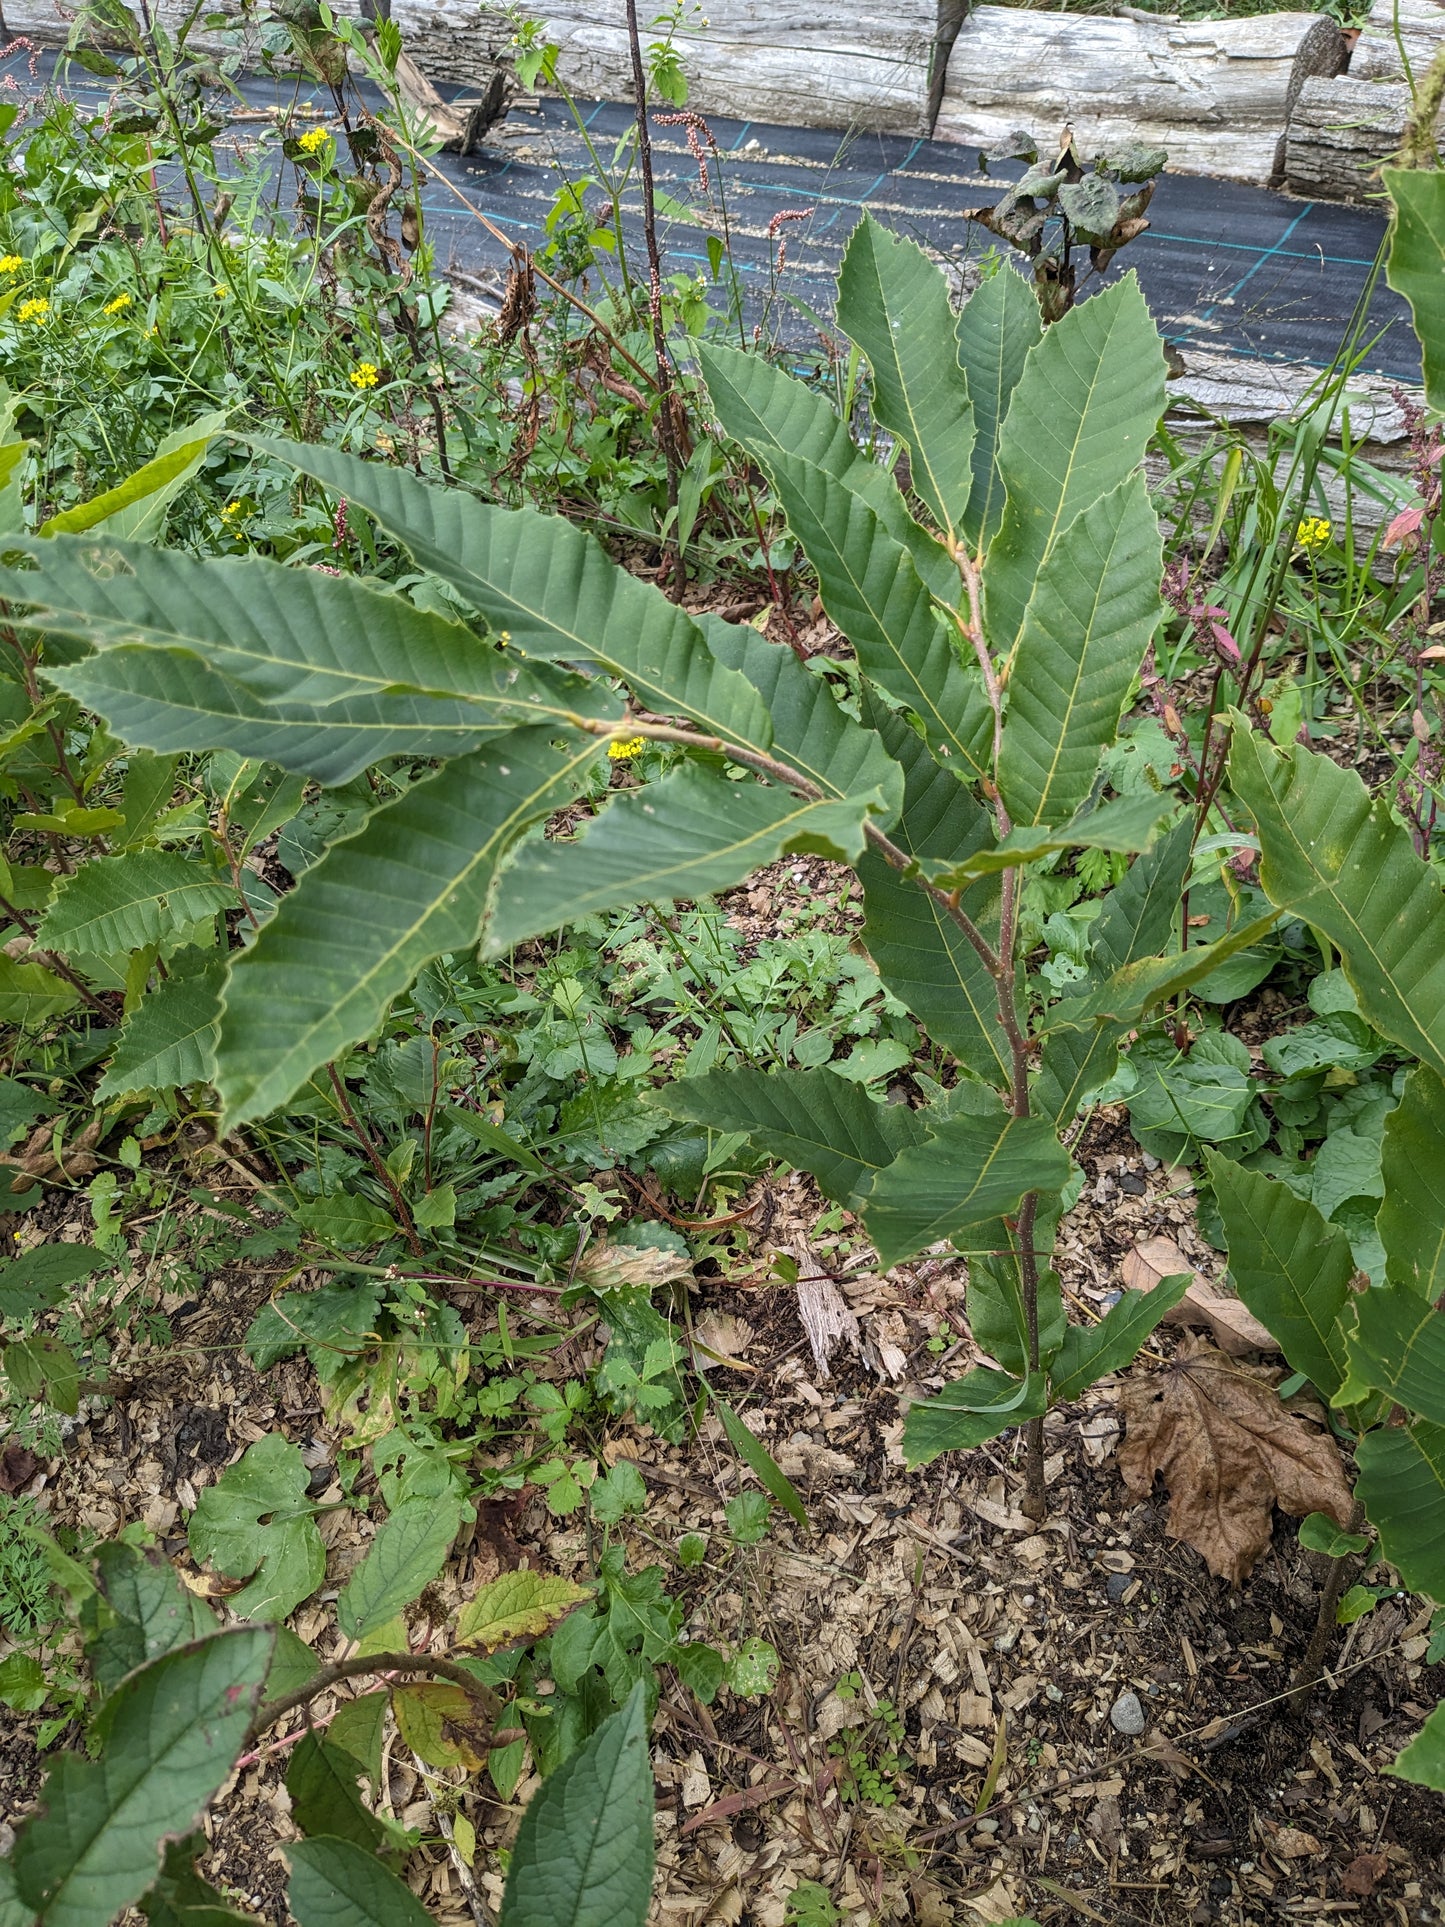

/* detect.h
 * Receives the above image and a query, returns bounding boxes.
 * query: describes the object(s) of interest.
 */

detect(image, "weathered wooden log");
[1349,0,1445,83]
[1282,75,1417,201]
[934,8,1344,184]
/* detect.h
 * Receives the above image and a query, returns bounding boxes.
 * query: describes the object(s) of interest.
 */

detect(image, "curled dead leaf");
[575,1235,692,1292]
[1122,1235,1276,1356]
[1118,1335,1354,1586]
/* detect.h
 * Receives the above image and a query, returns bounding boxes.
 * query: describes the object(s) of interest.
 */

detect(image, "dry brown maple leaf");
[1118,1335,1354,1585]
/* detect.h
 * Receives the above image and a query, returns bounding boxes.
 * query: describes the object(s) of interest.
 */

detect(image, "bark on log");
[1283,75,1417,201]
[934,8,1344,184]
[1350,0,1445,83]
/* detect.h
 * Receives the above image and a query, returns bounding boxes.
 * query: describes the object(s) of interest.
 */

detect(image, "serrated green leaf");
[857,701,1010,1087]
[96,960,222,1100]
[835,214,976,541]
[1205,1153,1354,1400]
[1230,727,1445,1081]
[285,1739,386,1852]
[289,1839,431,1927]
[10,1627,272,1927]
[455,1570,591,1650]
[997,473,1163,827]
[499,1679,654,1927]
[37,851,234,955]
[1390,1700,1445,1791]
[1048,1274,1191,1406]
[653,1065,927,1206]
[485,766,872,955]
[187,1434,325,1621]
[87,1544,218,1695]
[1378,1065,1445,1298]
[983,274,1166,653]
[0,955,79,1026]
[903,1368,1047,1467]
[1346,1283,1445,1424]
[862,1111,1070,1269]
[1385,168,1445,415]
[246,437,774,758]
[336,1495,463,1640]
[927,791,1172,888]
[216,729,597,1131]
[1354,1421,1445,1598]
[954,267,1041,550]
[0,1244,105,1322]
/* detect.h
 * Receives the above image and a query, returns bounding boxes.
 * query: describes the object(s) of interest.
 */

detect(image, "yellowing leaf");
[454,1570,590,1651]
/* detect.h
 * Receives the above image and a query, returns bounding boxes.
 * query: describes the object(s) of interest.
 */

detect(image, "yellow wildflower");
[103,291,132,315]
[0,255,23,274]
[607,735,646,761]
[221,500,244,519]
[349,361,380,390]
[1296,516,1331,552]
[213,284,229,299]
[17,298,48,324]
[297,126,330,154]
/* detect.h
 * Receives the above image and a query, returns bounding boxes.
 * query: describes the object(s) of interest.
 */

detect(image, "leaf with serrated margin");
[97,959,222,1100]
[744,445,991,779]
[1347,1283,1445,1424]
[696,343,955,599]
[862,1111,1070,1269]
[653,1065,928,1205]
[499,1680,654,1927]
[87,1544,218,1696]
[695,611,903,823]
[858,700,1009,1088]
[1354,1421,1445,1599]
[336,1495,463,1641]
[1379,1066,1445,1298]
[983,274,1165,653]
[217,730,597,1130]
[903,1368,1047,1467]
[485,766,871,955]
[954,266,1041,550]
[1034,821,1192,1125]
[1040,912,1279,1037]
[38,851,234,955]
[455,1570,591,1650]
[997,472,1164,826]
[1049,1275,1191,1405]
[1230,726,1445,1081]
[927,792,1172,888]
[1385,168,1445,416]
[289,1838,434,1927]
[836,214,976,543]
[10,1626,272,1927]
[46,647,506,789]
[246,437,773,758]
[1205,1152,1353,1400]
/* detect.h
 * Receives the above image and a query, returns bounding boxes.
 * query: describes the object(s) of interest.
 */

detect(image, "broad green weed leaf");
[1385,168,1445,415]
[499,1678,654,1927]
[1390,1700,1445,1791]
[713,1398,810,1532]
[295,1194,397,1252]
[86,1544,217,1694]
[1378,1066,1445,1298]
[1298,1512,1370,1559]
[10,1627,272,1927]
[862,1111,1070,1268]
[903,1368,1048,1467]
[0,1244,104,1322]
[1354,1422,1445,1598]
[288,1838,433,1927]
[285,1739,387,1852]
[186,1434,324,1621]
[38,851,234,954]
[455,1570,591,1650]
[336,1496,463,1641]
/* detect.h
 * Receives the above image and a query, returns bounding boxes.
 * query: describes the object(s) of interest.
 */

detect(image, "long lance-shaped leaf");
[47,646,514,788]
[246,436,774,758]
[1040,911,1280,1038]
[996,473,1165,826]
[1205,1152,1353,1400]
[857,700,1010,1088]
[903,1368,1048,1467]
[835,215,976,543]
[1354,1422,1445,1599]
[954,266,1041,550]
[1384,168,1445,416]
[861,1111,1071,1269]
[760,446,991,779]
[696,342,956,600]
[1,535,619,724]
[1347,1283,1445,1425]
[484,767,872,955]
[653,1065,928,1205]
[983,274,1165,652]
[1230,725,1445,1080]
[38,851,235,954]
[926,792,1172,888]
[1048,1274,1193,1405]
[216,730,598,1130]
[695,611,903,823]
[10,1627,273,1927]
[1379,1065,1445,1298]
[1034,821,1192,1125]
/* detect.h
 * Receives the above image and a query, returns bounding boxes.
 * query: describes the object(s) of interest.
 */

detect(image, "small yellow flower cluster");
[213,284,230,299]
[1296,516,1331,552]
[17,297,48,324]
[607,735,646,761]
[0,255,23,274]
[103,291,132,315]
[349,361,380,390]
[297,126,330,154]
[221,500,244,519]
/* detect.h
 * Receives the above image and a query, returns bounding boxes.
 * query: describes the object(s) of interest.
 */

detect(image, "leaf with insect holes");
[186,1433,325,1621]
[1118,1337,1354,1585]
[454,1570,591,1652]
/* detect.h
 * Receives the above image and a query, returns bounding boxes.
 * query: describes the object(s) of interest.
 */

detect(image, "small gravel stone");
[1110,1690,1146,1736]
[1106,1572,1133,1604]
